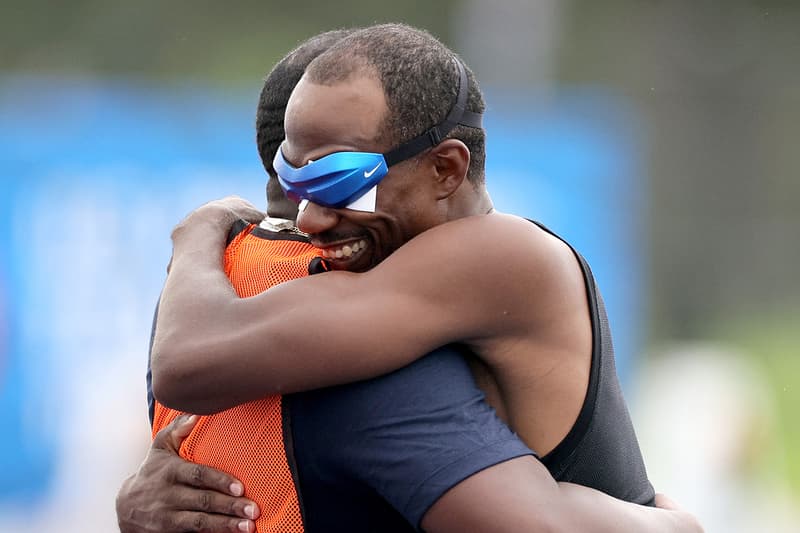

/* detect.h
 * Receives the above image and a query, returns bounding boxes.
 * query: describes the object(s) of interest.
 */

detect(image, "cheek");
[340,211,405,266]
[378,182,433,232]
[392,195,436,239]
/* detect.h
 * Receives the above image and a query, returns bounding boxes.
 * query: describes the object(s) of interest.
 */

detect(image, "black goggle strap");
[382,57,483,168]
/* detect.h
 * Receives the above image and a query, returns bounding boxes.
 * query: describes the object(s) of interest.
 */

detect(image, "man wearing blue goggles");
[273,58,483,212]
[148,23,700,533]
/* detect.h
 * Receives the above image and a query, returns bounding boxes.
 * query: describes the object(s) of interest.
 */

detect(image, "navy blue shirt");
[146,220,655,530]
[147,310,533,532]
[285,344,532,531]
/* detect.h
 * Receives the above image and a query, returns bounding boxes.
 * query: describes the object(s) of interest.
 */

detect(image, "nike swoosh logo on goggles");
[274,149,388,212]
[273,57,483,213]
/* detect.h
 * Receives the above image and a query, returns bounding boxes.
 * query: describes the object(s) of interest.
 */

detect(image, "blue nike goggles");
[273,149,388,211]
[273,57,483,212]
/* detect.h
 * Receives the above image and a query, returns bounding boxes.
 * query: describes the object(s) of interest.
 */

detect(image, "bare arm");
[153,201,562,413]
[422,456,702,533]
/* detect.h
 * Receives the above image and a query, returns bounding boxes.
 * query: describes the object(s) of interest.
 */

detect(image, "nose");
[296,200,340,235]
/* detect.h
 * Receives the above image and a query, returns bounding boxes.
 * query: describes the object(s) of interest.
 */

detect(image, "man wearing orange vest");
[119,26,701,533]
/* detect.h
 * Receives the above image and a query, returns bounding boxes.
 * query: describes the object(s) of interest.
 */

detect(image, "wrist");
[173,206,231,241]
[170,219,228,269]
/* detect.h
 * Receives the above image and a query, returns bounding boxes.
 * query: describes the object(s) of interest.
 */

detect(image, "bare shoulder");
[371,212,586,335]
[394,212,579,284]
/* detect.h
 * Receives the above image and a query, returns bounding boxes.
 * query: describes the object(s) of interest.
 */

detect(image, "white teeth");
[323,240,367,260]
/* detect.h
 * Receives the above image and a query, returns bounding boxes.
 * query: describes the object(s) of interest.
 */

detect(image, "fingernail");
[244,504,256,519]
[230,482,243,496]
[238,520,251,532]
[184,414,198,424]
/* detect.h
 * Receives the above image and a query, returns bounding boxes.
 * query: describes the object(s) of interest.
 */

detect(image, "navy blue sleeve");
[146,300,159,428]
[288,344,534,531]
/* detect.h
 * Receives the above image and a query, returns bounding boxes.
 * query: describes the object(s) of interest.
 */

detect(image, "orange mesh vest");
[152,223,321,533]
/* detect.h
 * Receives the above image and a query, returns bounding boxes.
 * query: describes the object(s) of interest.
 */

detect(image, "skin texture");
[147,72,703,532]
[116,415,260,533]
[281,73,435,272]
[282,73,492,273]
[116,418,701,533]
[122,26,702,531]
[153,73,591,458]
[422,456,701,533]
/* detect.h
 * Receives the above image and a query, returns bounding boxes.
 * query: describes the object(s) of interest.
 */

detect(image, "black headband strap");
[383,58,483,167]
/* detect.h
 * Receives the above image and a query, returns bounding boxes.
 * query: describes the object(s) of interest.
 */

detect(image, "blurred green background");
[1,1,798,531]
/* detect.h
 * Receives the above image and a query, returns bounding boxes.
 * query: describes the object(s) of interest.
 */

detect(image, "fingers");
[655,494,705,532]
[203,196,265,225]
[171,485,260,521]
[119,413,261,533]
[654,493,679,510]
[152,414,199,453]
[171,196,266,244]
[172,458,248,501]
[169,511,256,533]
[151,414,252,501]
[214,196,265,224]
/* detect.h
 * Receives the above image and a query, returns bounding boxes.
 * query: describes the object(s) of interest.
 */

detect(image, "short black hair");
[305,23,486,185]
[255,29,356,219]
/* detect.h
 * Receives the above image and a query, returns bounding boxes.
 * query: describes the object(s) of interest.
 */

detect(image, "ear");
[428,139,470,200]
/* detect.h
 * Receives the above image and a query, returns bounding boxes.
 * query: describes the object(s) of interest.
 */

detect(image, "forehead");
[283,73,387,165]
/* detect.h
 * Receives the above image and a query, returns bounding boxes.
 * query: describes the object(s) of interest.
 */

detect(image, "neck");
[444,185,494,221]
[476,190,494,215]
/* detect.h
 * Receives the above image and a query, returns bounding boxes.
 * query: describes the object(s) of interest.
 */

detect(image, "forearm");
[552,482,690,533]
[152,218,261,413]
[151,223,444,413]
[423,457,698,533]
[152,215,399,413]
[152,202,534,414]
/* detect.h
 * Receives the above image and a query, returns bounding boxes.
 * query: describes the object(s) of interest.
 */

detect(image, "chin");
[347,256,379,273]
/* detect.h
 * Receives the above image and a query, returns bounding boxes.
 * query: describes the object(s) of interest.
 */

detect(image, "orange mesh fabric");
[152,224,320,533]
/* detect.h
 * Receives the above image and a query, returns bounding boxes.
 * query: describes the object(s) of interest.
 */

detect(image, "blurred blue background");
[1,1,798,531]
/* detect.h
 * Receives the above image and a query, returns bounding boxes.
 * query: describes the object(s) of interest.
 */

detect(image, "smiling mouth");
[319,239,368,260]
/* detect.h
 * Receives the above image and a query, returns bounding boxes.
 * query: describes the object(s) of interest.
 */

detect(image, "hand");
[116,414,261,533]
[171,196,265,244]
[654,493,704,533]
[167,196,265,273]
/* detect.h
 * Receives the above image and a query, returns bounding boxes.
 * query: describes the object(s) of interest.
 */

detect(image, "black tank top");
[534,220,655,505]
